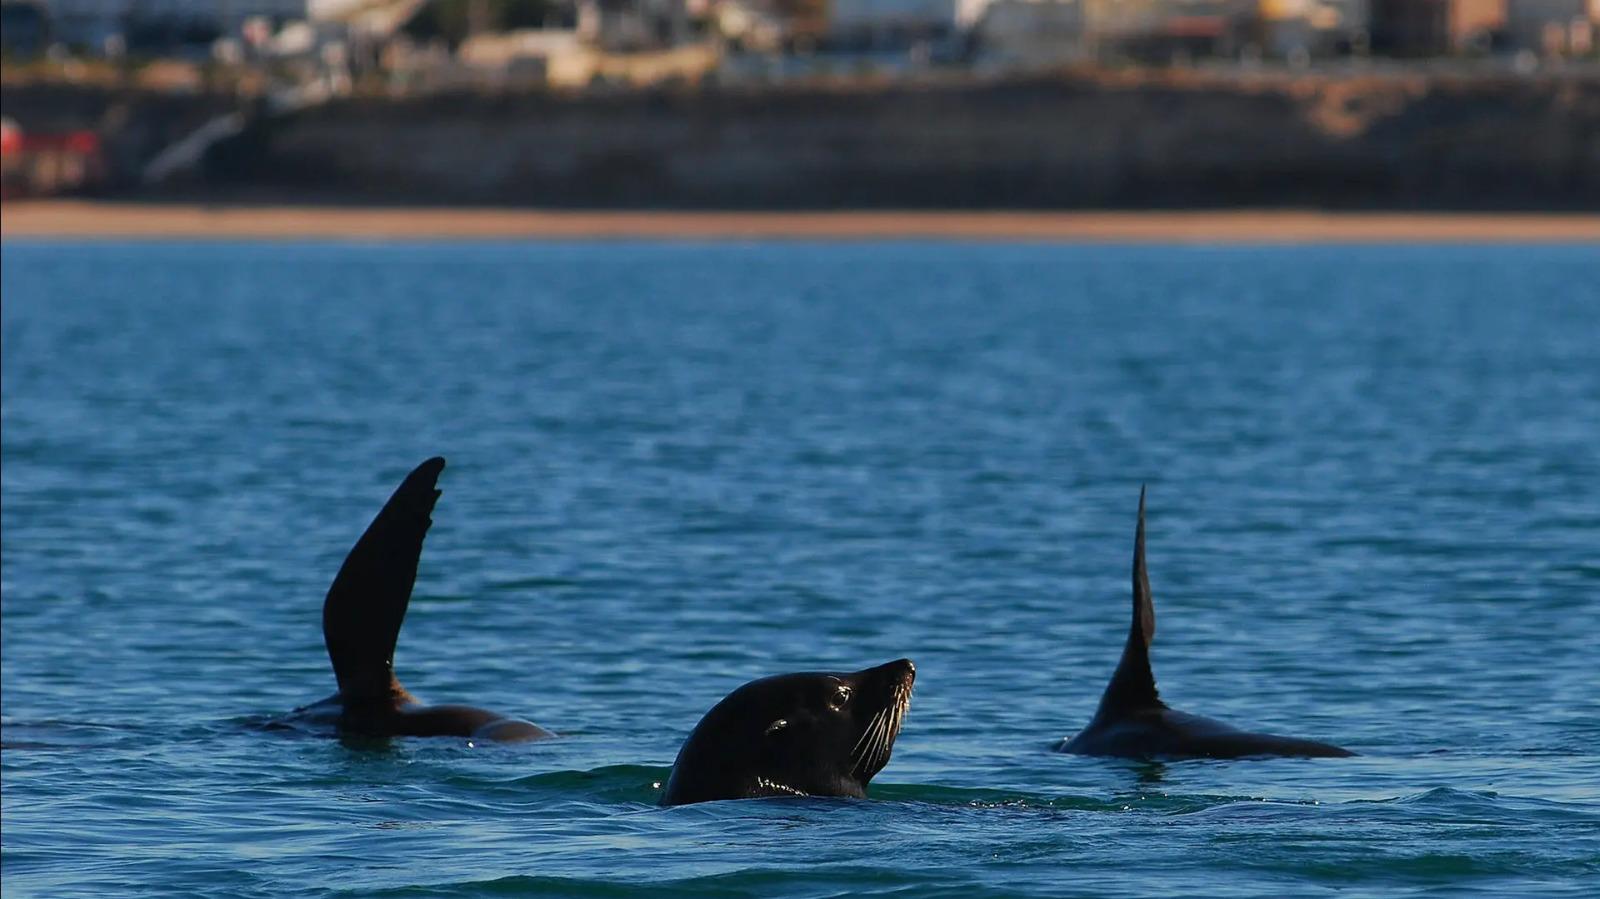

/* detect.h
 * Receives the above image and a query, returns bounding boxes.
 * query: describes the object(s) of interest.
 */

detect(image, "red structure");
[1,120,107,199]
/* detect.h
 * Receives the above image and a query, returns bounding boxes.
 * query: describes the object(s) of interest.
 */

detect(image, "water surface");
[3,241,1598,897]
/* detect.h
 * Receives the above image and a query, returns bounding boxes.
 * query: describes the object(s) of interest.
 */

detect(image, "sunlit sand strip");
[5,201,1598,243]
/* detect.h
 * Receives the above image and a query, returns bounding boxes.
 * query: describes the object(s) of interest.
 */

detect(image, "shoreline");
[5,201,1600,243]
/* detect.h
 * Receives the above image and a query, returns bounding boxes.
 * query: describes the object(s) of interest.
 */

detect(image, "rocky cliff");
[8,70,1599,209]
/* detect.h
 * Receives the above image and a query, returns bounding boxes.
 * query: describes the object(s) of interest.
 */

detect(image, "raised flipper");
[322,457,444,702]
[1060,488,1354,759]
[1092,486,1164,720]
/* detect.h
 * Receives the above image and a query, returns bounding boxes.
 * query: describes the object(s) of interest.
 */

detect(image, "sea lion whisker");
[853,720,889,775]
[858,731,882,776]
[870,711,895,769]
[856,713,892,775]
[851,707,887,760]
[877,688,910,768]
[865,714,891,765]
[884,704,905,757]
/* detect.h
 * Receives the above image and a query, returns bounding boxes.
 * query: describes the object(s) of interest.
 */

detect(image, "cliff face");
[243,73,1600,209]
[8,71,1600,209]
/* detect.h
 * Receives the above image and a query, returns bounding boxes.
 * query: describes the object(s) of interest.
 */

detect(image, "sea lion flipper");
[322,457,445,701]
[1061,489,1354,758]
[1094,486,1162,715]
[1133,485,1155,648]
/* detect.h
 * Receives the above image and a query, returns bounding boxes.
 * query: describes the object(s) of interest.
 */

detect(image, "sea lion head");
[661,658,916,805]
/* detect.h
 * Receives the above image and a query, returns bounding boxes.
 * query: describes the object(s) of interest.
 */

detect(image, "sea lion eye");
[829,686,852,710]
[764,718,788,737]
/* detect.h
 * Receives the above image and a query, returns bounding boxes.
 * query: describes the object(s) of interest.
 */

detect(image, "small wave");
[337,868,993,899]
[0,719,148,751]
[434,764,670,804]
[869,782,1108,811]
[1390,786,1501,805]
[483,576,591,591]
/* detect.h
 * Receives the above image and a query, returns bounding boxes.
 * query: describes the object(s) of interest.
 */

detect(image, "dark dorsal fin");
[322,457,445,701]
[1091,486,1163,719]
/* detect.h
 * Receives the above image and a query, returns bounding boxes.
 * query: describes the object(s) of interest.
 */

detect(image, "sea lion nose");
[890,658,915,682]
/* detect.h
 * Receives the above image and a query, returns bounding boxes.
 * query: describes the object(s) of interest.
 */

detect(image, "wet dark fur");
[662,659,915,805]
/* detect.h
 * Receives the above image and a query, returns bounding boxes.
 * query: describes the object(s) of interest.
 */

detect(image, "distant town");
[2,0,1596,206]
[3,0,1597,96]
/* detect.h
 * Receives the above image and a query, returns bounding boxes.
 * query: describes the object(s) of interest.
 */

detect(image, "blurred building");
[453,25,718,86]
[828,0,961,46]
[1084,0,1260,60]
[967,0,1089,68]
[647,0,818,53]
[1369,0,1504,54]
[576,0,695,50]
[1,1,51,54]
[406,0,717,88]
[708,0,792,51]
[713,0,963,78]
[1258,0,1371,58]
[1504,0,1597,53]
[456,27,587,85]
[40,0,317,50]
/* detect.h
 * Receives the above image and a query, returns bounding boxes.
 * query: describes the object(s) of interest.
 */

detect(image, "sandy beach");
[4,201,1599,242]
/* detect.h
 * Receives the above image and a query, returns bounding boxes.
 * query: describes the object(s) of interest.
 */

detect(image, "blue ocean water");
[2,239,1598,898]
